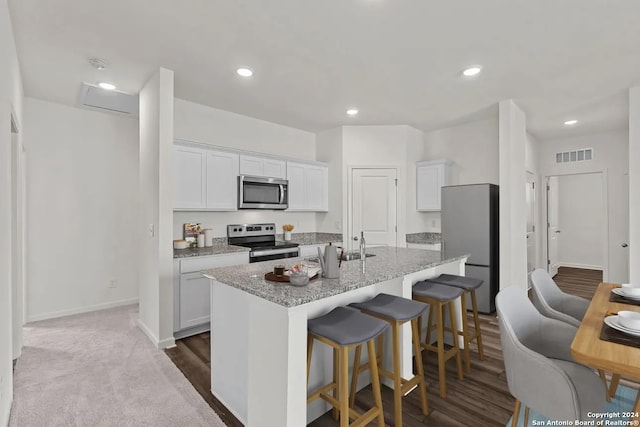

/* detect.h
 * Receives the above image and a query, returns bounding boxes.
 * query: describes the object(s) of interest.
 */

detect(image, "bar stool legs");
[350,318,429,426]
[457,289,485,373]
[420,299,464,398]
[307,307,387,427]
[348,293,430,426]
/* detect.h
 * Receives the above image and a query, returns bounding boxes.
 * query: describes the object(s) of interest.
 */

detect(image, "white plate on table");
[604,315,640,337]
[612,288,640,301]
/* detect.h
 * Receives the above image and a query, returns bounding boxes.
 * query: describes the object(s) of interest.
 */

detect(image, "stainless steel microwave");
[238,175,288,210]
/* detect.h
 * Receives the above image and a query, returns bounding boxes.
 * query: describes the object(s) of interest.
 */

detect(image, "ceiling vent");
[555,148,593,164]
[78,83,138,116]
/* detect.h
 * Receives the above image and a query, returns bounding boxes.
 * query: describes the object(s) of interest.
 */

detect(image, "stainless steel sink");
[306,252,376,263]
[340,252,376,261]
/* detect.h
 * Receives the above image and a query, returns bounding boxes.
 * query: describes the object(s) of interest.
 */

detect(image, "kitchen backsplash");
[173,210,318,240]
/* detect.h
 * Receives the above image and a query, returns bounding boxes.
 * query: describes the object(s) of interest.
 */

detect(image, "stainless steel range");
[227,223,299,263]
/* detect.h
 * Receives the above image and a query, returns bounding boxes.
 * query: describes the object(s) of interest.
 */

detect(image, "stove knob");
[234,228,238,232]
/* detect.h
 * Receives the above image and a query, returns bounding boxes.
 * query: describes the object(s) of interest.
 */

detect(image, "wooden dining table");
[571,282,640,420]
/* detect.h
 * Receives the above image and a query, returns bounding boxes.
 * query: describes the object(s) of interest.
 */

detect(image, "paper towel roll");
[204,229,214,247]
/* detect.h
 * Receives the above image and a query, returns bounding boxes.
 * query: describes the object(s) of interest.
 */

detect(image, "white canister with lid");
[204,229,214,247]
[197,234,205,248]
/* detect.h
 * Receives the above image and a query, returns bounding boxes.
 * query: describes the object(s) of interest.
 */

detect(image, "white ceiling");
[8,0,640,139]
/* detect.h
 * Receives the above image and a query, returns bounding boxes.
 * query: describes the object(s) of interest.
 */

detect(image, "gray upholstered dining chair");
[496,286,606,426]
[529,268,619,399]
[529,268,589,327]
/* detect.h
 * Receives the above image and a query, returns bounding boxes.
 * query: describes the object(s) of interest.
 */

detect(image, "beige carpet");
[9,305,226,427]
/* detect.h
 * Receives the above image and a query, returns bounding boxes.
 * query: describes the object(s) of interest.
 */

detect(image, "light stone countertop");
[203,246,468,307]
[406,232,442,244]
[276,232,343,246]
[173,244,250,259]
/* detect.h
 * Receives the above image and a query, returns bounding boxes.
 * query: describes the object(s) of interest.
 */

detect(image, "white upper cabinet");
[174,143,238,211]
[173,145,206,209]
[240,155,286,179]
[286,162,306,210]
[286,161,328,212]
[416,159,451,211]
[206,151,239,210]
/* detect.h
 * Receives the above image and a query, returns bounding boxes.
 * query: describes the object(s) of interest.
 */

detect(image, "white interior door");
[547,176,560,277]
[351,168,397,250]
[610,173,629,283]
[526,173,536,273]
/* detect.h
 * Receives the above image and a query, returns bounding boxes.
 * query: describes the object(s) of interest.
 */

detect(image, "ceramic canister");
[204,229,214,247]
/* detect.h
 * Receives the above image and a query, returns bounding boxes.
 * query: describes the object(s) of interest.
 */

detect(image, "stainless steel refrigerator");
[441,184,499,314]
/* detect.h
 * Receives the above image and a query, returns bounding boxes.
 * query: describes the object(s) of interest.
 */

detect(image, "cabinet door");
[263,159,287,179]
[173,146,206,209]
[206,151,239,210]
[305,165,328,211]
[286,162,306,210]
[416,164,442,211]
[239,155,263,176]
[179,272,211,329]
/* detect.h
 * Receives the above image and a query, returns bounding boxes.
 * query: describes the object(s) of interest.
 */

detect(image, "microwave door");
[239,178,288,209]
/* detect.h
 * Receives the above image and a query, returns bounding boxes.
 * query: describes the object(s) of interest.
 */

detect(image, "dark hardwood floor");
[166,267,604,426]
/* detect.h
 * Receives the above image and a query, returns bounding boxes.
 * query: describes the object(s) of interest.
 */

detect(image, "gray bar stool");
[430,274,485,373]
[412,280,464,398]
[349,293,429,427]
[307,306,388,427]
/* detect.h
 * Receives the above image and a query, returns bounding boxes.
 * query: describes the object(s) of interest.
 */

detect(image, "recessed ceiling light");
[98,82,116,90]
[462,66,482,77]
[346,108,359,116]
[236,67,253,78]
[564,119,578,126]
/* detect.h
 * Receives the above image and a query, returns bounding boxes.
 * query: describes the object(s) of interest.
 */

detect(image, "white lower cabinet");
[174,252,249,337]
[179,272,210,330]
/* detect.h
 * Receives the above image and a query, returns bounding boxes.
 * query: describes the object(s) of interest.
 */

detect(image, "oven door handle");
[251,247,299,257]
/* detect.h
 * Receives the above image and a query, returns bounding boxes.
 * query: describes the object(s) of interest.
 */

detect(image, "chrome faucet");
[359,231,366,259]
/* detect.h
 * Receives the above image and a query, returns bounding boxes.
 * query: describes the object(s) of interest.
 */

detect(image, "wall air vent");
[78,83,138,116]
[555,148,593,164]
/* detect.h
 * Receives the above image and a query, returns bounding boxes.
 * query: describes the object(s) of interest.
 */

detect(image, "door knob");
[622,243,629,248]
[353,236,359,241]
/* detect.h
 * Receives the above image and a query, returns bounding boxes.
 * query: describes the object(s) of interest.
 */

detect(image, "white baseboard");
[136,318,175,349]
[27,298,139,323]
[557,262,603,271]
[158,336,175,349]
[136,318,159,346]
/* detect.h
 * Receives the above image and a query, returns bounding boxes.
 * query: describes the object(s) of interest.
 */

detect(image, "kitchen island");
[203,246,468,426]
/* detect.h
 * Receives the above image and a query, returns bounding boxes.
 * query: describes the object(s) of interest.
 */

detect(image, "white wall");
[630,87,640,283]
[423,116,499,185]
[538,129,629,283]
[0,0,23,423]
[138,68,175,348]
[499,100,528,290]
[172,98,318,238]
[422,116,499,231]
[557,173,604,269]
[341,125,417,248]
[24,98,139,322]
